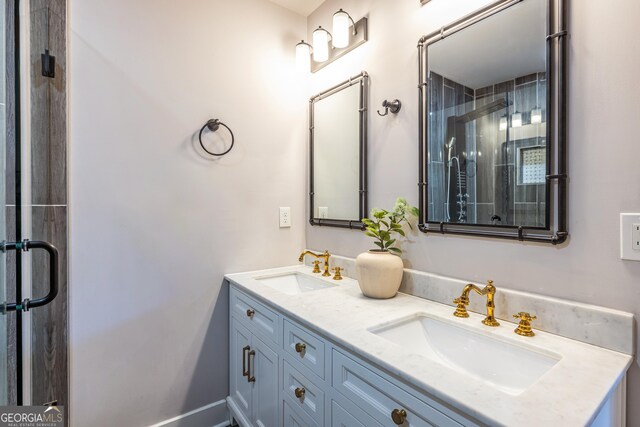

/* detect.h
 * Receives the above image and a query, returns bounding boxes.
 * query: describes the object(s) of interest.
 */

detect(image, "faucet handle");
[311,260,321,274]
[513,312,537,337]
[453,297,469,318]
[332,267,343,280]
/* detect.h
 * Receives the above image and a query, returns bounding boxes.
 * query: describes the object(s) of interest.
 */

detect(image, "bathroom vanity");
[225,265,632,427]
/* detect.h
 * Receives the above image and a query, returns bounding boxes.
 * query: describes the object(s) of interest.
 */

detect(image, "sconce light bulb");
[312,26,330,62]
[512,112,522,128]
[531,107,542,124]
[295,40,311,73]
[332,9,350,48]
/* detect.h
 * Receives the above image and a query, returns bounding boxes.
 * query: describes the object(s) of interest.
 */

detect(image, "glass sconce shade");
[499,116,508,131]
[296,40,311,73]
[313,27,330,62]
[531,108,542,124]
[332,9,350,48]
[512,112,523,128]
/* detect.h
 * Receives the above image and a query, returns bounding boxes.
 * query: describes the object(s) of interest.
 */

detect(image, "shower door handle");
[2,239,59,312]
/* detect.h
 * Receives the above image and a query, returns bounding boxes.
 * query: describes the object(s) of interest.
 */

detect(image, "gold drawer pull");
[294,387,306,399]
[295,342,306,353]
[391,408,407,425]
[246,309,255,318]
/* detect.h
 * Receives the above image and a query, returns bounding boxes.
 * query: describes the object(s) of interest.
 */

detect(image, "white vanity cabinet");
[227,285,477,427]
[229,290,280,427]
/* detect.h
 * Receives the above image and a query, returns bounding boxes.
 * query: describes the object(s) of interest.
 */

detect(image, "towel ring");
[198,119,235,156]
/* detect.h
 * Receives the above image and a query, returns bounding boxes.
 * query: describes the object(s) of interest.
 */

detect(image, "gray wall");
[69,0,306,425]
[306,0,640,425]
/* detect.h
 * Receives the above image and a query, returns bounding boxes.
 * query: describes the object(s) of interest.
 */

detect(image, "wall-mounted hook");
[377,99,401,116]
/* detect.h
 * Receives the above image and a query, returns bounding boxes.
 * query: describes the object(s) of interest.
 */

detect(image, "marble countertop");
[225,265,633,427]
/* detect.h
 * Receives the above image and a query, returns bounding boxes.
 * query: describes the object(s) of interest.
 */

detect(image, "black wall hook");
[377,99,401,116]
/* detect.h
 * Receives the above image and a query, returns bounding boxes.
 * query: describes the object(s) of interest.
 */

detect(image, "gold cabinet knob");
[513,312,537,337]
[391,408,407,425]
[295,342,306,353]
[294,387,306,399]
[312,260,321,273]
[246,309,255,318]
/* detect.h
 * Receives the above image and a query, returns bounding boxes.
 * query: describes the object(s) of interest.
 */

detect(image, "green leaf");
[396,229,406,237]
[385,239,396,248]
[388,247,402,254]
[365,231,379,239]
[374,241,384,249]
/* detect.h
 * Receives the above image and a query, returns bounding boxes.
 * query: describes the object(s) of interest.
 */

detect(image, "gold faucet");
[298,250,331,276]
[453,280,500,326]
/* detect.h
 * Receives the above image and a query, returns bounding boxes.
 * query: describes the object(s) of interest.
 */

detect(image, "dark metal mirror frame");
[417,0,568,244]
[309,71,369,230]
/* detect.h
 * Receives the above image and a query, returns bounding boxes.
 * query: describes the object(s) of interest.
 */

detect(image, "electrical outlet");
[279,207,291,228]
[620,214,640,261]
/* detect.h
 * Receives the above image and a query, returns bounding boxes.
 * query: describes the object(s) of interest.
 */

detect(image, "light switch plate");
[279,207,291,228]
[620,213,640,261]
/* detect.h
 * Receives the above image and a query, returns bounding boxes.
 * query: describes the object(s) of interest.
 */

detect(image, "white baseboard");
[149,400,229,427]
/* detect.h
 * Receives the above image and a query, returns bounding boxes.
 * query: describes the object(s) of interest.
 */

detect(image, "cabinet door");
[230,317,253,418]
[252,336,279,427]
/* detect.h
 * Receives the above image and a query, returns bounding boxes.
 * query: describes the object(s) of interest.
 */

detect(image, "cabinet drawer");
[331,399,382,427]
[283,360,324,426]
[332,350,467,427]
[283,400,318,427]
[231,287,280,346]
[284,319,325,380]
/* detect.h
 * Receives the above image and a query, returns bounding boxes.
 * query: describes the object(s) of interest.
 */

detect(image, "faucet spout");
[453,280,499,326]
[298,250,331,277]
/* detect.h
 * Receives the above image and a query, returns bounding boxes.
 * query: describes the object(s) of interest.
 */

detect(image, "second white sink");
[369,314,561,395]
[254,272,336,295]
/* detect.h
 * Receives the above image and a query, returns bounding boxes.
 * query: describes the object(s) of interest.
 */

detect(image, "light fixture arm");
[335,9,357,35]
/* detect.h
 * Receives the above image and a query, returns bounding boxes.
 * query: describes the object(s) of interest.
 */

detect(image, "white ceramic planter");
[355,250,404,299]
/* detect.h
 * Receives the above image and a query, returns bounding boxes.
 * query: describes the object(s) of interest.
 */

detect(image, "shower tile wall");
[475,73,547,227]
[30,0,68,412]
[428,72,474,222]
[4,0,67,412]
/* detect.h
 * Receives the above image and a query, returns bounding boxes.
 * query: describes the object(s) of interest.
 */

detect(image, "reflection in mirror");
[418,0,567,243]
[310,72,368,229]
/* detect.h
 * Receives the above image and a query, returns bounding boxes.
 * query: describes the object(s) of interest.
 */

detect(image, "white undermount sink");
[369,314,561,395]
[254,272,336,295]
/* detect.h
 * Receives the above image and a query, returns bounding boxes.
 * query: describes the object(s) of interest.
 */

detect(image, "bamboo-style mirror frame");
[417,0,568,244]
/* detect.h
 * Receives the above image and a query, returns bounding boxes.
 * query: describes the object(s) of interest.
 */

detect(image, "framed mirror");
[309,72,368,229]
[418,0,567,244]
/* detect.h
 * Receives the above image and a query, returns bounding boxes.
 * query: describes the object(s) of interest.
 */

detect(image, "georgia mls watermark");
[0,406,64,427]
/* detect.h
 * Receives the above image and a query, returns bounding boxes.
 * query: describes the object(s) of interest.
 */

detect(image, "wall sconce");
[295,8,368,73]
[531,107,542,124]
[312,26,331,62]
[295,41,312,73]
[511,112,523,128]
[499,115,508,131]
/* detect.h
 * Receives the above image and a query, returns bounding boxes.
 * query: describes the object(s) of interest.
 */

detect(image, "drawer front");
[283,400,318,427]
[231,287,280,345]
[332,350,466,427]
[331,399,382,427]
[284,319,325,380]
[283,360,324,426]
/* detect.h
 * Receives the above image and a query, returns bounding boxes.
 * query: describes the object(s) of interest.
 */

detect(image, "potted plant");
[356,198,418,299]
